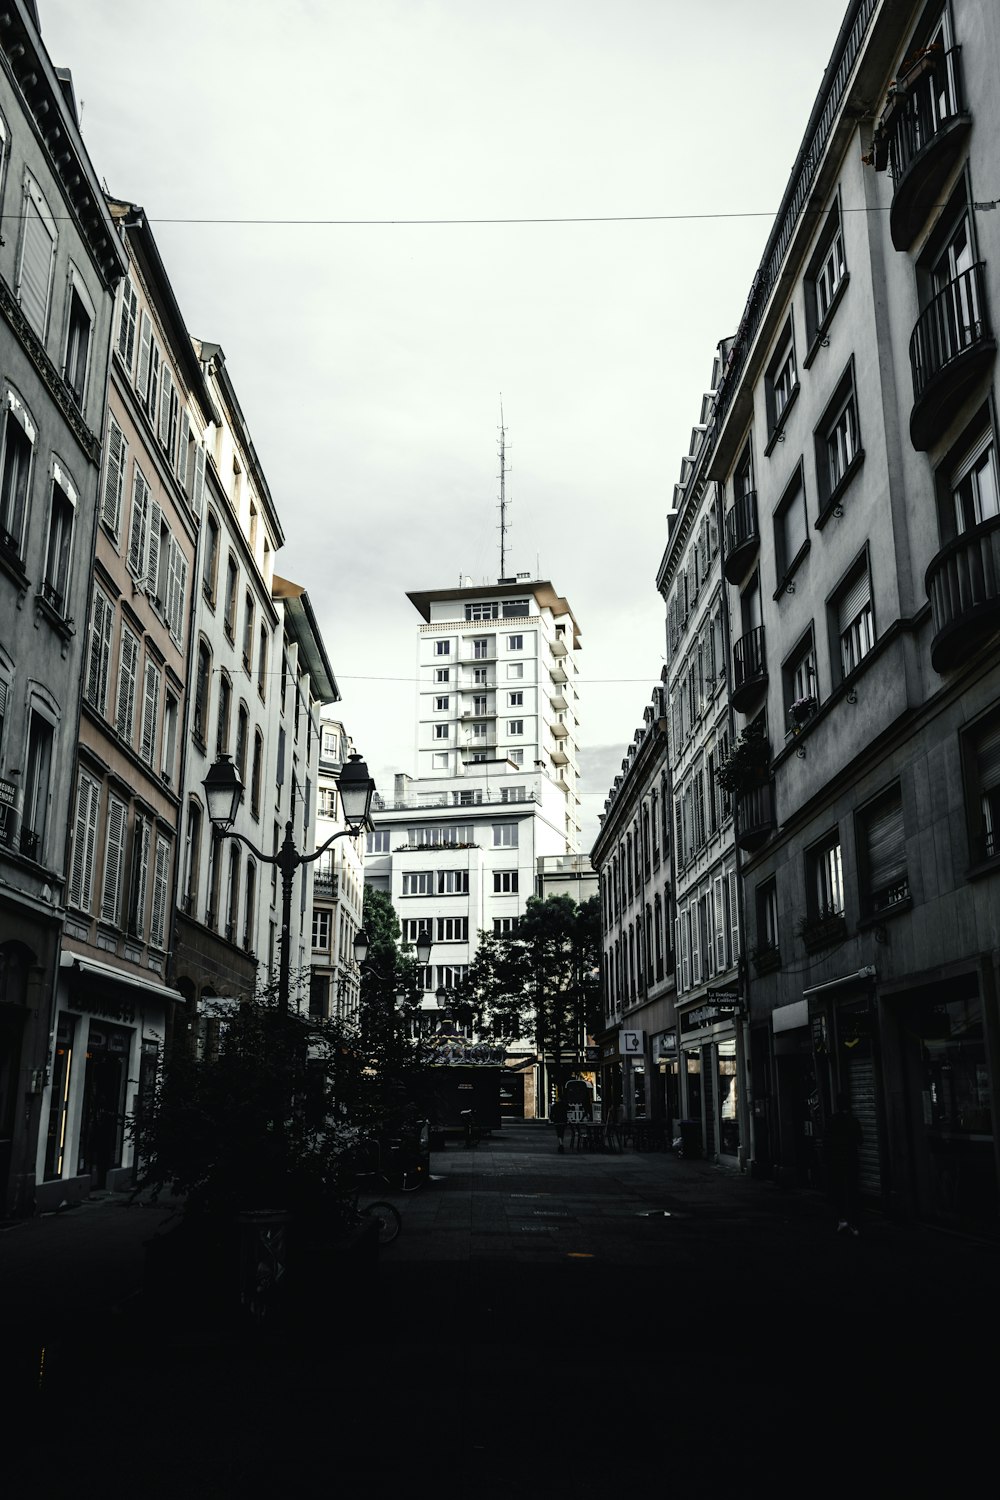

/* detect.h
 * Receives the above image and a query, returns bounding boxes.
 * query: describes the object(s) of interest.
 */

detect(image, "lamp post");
[203,749,376,1017]
[354,925,432,1043]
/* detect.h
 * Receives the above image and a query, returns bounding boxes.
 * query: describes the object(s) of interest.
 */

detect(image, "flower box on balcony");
[716,727,770,795]
[798,910,848,954]
[751,944,782,977]
[788,695,818,735]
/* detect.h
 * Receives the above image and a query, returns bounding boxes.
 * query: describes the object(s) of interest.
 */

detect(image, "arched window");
[226,843,240,942]
[215,671,232,758]
[194,641,211,744]
[235,702,249,781]
[184,799,202,912]
[243,859,256,950]
[251,728,263,818]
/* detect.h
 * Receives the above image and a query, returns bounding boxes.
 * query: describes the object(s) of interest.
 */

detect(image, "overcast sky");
[42,0,844,849]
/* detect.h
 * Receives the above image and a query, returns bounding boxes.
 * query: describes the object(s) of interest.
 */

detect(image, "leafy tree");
[465,893,602,1097]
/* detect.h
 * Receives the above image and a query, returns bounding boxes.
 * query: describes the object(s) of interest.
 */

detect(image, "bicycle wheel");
[362,1199,401,1245]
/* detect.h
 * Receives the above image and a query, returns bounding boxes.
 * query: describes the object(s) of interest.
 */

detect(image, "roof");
[407,578,581,649]
[273,575,339,703]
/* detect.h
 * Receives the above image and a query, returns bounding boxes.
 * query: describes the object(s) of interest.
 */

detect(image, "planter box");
[751,946,782,976]
[800,915,848,954]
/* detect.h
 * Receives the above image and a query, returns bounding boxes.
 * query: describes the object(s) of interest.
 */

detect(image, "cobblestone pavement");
[4,1121,997,1496]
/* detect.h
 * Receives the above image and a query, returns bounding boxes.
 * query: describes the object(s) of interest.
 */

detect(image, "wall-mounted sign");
[619,1029,644,1055]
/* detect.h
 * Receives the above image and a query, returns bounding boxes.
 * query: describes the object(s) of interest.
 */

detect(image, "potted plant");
[788,694,818,735]
[796,906,848,953]
[750,942,782,976]
[716,725,770,796]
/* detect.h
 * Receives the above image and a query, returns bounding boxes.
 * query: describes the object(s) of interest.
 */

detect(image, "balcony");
[550,635,568,657]
[734,779,776,854]
[925,513,1000,672]
[884,47,971,253]
[551,718,568,738]
[909,262,995,451]
[732,625,768,712]
[314,870,339,898]
[549,742,570,766]
[723,491,760,583]
[550,662,567,684]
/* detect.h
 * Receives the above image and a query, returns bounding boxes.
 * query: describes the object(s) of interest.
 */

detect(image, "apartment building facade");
[310,716,365,1024]
[707,0,1000,1227]
[0,2,126,1213]
[40,205,215,1203]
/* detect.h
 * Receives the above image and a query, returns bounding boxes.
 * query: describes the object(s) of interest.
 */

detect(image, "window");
[508,748,524,765]
[85,586,114,713]
[817,365,861,510]
[203,511,220,603]
[783,628,818,725]
[433,724,449,740]
[453,789,482,805]
[434,667,450,683]
[470,722,487,739]
[805,201,847,352]
[808,833,844,920]
[139,657,161,766]
[402,919,431,943]
[434,640,450,656]
[406,824,474,846]
[963,709,1000,863]
[366,830,390,854]
[950,427,999,534]
[493,871,519,893]
[500,786,526,802]
[312,909,331,950]
[162,692,178,785]
[215,673,232,759]
[17,173,56,336]
[834,560,875,679]
[755,878,779,954]
[508,691,523,707]
[507,635,523,651]
[101,415,128,540]
[773,466,809,588]
[251,730,263,818]
[235,703,249,781]
[473,667,488,685]
[473,639,489,659]
[494,916,519,936]
[0,392,34,561]
[508,720,523,736]
[115,626,141,745]
[68,771,101,910]
[473,695,488,715]
[224,555,238,640]
[183,802,201,912]
[225,844,240,943]
[507,662,523,680]
[243,860,256,950]
[465,601,499,620]
[402,871,434,896]
[194,641,211,744]
[436,917,468,943]
[493,822,518,847]
[257,625,268,699]
[437,869,469,894]
[857,785,908,915]
[435,964,468,992]
[431,752,449,769]
[117,275,139,374]
[242,590,254,671]
[765,319,797,439]
[434,696,450,712]
[42,469,75,614]
[63,284,92,408]
[150,834,170,948]
[127,815,152,938]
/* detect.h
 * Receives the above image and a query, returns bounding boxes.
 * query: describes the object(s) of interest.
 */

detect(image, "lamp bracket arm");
[212,826,271,864]
[300,825,363,868]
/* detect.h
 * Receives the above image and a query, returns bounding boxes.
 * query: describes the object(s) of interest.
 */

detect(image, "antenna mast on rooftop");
[497,398,511,578]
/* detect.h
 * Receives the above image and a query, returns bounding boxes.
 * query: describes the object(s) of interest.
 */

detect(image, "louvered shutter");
[705,893,716,977]
[838,570,871,633]
[714,875,726,972]
[135,312,152,401]
[177,411,190,484]
[729,869,740,967]
[86,589,113,711]
[173,551,188,646]
[975,720,1000,792]
[100,795,127,924]
[158,366,173,446]
[192,442,206,509]
[68,772,100,910]
[690,898,701,984]
[19,188,55,333]
[865,791,906,897]
[115,627,140,741]
[101,418,127,536]
[145,500,162,595]
[140,660,159,764]
[117,277,138,370]
[150,835,170,948]
[131,818,150,938]
[127,466,149,577]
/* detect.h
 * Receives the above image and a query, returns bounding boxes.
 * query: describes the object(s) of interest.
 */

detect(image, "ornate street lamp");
[203,749,376,1016]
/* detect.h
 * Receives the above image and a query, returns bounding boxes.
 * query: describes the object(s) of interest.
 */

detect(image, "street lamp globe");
[337,751,376,830]
[415,926,432,965]
[203,754,243,833]
[353,928,370,965]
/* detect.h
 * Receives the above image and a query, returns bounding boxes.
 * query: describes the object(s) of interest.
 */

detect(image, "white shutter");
[86,588,114,711]
[729,868,740,967]
[68,772,100,911]
[127,465,149,577]
[19,188,55,333]
[101,417,127,536]
[131,818,151,938]
[714,875,726,972]
[158,366,173,446]
[115,626,140,742]
[150,834,170,948]
[173,549,188,646]
[117,277,138,370]
[135,311,152,401]
[165,535,181,633]
[680,909,690,991]
[177,411,190,484]
[838,570,871,634]
[145,500,162,595]
[140,659,160,765]
[691,899,701,984]
[100,795,127,924]
[705,893,716,977]
[192,442,206,509]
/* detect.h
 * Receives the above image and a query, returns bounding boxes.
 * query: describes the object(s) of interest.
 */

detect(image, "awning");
[59,951,180,1006]
[801,966,877,1000]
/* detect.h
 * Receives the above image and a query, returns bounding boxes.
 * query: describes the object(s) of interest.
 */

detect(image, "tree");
[465,893,602,1103]
[356,885,428,1110]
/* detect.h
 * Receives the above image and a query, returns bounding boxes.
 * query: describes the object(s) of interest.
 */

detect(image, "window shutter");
[690,898,701,984]
[127,466,149,577]
[131,818,151,937]
[150,834,170,948]
[69,772,100,910]
[145,500,162,594]
[975,720,1000,791]
[172,547,188,645]
[158,366,173,446]
[19,190,55,333]
[705,893,715,977]
[115,627,140,741]
[714,875,726,972]
[729,868,740,967]
[838,570,871,633]
[102,417,127,535]
[865,792,906,894]
[87,590,114,711]
[135,311,152,401]
[117,277,138,370]
[100,795,127,924]
[140,659,159,764]
[177,411,190,483]
[192,442,206,509]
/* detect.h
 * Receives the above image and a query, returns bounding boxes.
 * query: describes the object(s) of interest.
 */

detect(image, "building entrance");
[78,1022,131,1187]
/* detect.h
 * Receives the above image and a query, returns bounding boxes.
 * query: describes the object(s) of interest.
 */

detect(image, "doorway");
[78,1023,131,1187]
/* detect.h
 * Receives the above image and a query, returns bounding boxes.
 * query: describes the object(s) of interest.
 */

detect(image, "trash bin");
[678,1120,702,1159]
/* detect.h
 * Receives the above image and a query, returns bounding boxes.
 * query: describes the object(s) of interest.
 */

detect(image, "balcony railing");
[723,491,760,583]
[925,513,1000,672]
[909,262,995,451]
[885,46,970,252]
[735,779,775,854]
[732,625,768,712]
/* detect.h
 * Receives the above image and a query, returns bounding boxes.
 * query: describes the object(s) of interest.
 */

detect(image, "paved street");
[3,1121,997,1495]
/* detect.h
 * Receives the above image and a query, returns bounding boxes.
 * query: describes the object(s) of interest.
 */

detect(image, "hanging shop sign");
[706,986,744,1013]
[619,1029,645,1055]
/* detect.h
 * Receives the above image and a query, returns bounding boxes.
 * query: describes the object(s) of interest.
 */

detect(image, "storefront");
[678,989,747,1165]
[653,1030,680,1131]
[803,970,884,1202]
